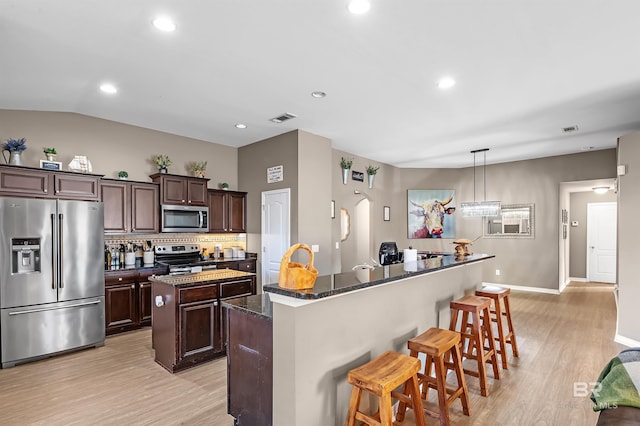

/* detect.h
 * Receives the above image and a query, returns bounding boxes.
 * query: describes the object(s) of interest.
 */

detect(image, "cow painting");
[407,190,456,239]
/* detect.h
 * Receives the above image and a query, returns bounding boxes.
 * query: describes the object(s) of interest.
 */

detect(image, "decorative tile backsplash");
[104,233,247,254]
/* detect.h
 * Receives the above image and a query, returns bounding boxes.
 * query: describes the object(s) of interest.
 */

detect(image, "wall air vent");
[562,125,579,133]
[269,113,297,123]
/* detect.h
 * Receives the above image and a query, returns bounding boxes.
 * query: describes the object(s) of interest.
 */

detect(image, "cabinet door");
[131,183,159,233]
[187,179,208,206]
[105,283,137,335]
[101,181,129,233]
[138,281,152,326]
[54,174,100,200]
[179,300,221,360]
[208,190,227,232]
[0,166,51,197]
[228,192,247,232]
[160,176,187,205]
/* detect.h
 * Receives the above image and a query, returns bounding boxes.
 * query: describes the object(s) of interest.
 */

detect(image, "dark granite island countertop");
[222,294,273,320]
[263,253,494,300]
[150,269,254,287]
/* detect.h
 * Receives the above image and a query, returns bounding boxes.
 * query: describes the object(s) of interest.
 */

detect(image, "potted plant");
[118,170,128,180]
[340,157,353,185]
[366,165,379,188]
[189,161,208,178]
[2,137,27,166]
[43,147,57,161]
[220,182,229,190]
[153,154,172,173]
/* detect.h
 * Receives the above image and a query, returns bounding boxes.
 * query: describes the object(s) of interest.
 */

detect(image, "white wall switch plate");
[495,269,501,276]
[311,244,319,252]
[335,242,339,249]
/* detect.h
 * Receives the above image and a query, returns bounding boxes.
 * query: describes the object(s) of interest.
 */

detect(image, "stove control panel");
[155,244,200,255]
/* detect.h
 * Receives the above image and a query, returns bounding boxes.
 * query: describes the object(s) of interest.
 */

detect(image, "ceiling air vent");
[269,113,297,123]
[562,125,579,133]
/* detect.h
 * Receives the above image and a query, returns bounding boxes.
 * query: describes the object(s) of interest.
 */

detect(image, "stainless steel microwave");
[161,205,208,233]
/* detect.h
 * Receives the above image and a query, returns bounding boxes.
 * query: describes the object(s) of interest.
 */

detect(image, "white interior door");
[587,202,617,283]
[261,188,290,288]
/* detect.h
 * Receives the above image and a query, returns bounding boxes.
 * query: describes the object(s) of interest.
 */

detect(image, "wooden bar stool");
[475,285,519,369]
[396,328,471,426]
[345,350,426,426]
[449,295,500,397]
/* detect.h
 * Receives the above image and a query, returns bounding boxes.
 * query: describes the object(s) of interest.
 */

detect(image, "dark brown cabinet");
[152,274,256,373]
[105,267,166,335]
[151,173,209,206]
[101,179,159,234]
[208,189,246,233]
[0,165,101,200]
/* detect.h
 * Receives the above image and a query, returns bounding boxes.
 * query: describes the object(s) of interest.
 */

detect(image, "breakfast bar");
[227,253,494,425]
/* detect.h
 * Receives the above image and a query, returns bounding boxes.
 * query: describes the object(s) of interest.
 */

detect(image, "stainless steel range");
[155,244,219,275]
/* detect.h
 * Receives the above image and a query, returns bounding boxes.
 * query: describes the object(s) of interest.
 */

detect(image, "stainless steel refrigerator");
[0,196,105,368]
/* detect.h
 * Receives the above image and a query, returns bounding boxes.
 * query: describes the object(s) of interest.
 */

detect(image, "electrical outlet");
[311,244,319,252]
[496,269,501,276]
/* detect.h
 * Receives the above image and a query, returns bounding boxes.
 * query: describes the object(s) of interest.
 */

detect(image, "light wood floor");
[0,282,622,425]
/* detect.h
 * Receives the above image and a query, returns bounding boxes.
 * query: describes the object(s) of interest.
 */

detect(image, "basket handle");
[280,243,315,270]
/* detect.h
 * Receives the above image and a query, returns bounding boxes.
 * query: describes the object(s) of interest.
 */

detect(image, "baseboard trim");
[614,334,640,348]
[482,282,560,295]
[569,277,588,282]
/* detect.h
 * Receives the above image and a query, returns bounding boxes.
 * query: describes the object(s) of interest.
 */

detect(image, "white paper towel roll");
[403,248,418,263]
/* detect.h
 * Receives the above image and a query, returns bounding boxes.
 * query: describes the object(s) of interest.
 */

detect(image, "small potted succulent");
[2,137,27,165]
[43,147,57,161]
[153,154,172,173]
[220,182,229,190]
[340,157,353,185]
[189,161,208,178]
[366,165,379,189]
[118,170,128,180]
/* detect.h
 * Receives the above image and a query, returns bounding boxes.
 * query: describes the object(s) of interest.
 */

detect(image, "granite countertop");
[222,294,273,320]
[150,269,255,287]
[105,262,167,273]
[263,253,495,300]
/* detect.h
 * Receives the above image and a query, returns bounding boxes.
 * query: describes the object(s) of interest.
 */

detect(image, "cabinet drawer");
[236,260,256,273]
[220,279,254,299]
[179,284,218,304]
[105,270,137,285]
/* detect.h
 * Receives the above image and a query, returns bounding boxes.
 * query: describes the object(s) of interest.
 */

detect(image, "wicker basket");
[278,243,318,290]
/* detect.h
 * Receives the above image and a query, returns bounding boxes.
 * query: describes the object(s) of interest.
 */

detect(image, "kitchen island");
[256,253,494,425]
[150,269,256,373]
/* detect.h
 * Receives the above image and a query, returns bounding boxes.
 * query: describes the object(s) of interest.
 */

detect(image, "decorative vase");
[368,174,375,189]
[46,153,56,161]
[9,151,23,166]
[342,168,349,185]
[195,170,205,178]
[159,166,168,174]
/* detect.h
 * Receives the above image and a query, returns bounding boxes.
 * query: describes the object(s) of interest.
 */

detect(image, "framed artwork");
[407,189,456,239]
[40,160,62,171]
[383,206,390,221]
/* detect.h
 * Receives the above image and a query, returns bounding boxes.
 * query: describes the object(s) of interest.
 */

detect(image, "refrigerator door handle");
[51,213,56,289]
[58,213,64,288]
[8,300,101,316]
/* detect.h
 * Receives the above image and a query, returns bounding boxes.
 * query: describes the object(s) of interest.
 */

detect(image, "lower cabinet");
[105,267,166,335]
[152,275,256,373]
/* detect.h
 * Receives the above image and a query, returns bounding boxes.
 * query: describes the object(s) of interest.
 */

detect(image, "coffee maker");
[379,242,401,265]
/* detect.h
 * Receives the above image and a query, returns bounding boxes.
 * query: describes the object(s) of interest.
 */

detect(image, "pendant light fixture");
[460,148,501,217]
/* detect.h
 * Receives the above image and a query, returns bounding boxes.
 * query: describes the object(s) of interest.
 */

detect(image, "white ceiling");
[2,1,639,168]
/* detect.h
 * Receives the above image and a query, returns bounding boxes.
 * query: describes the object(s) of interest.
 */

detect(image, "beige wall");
[0,110,237,187]
[569,191,616,278]
[617,132,640,343]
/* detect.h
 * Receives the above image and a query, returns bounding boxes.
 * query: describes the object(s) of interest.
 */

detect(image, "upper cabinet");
[208,189,246,233]
[150,173,209,207]
[0,165,101,200]
[101,179,159,234]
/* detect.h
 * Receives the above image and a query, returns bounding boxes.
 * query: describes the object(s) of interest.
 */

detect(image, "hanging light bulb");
[460,148,501,217]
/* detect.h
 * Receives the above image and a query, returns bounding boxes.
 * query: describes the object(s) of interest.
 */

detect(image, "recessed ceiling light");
[311,91,326,98]
[235,123,247,129]
[437,77,456,90]
[348,0,370,14]
[593,186,609,194]
[99,83,117,94]
[153,16,176,32]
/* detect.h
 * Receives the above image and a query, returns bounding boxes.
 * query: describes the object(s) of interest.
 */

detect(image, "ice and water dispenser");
[11,238,41,274]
